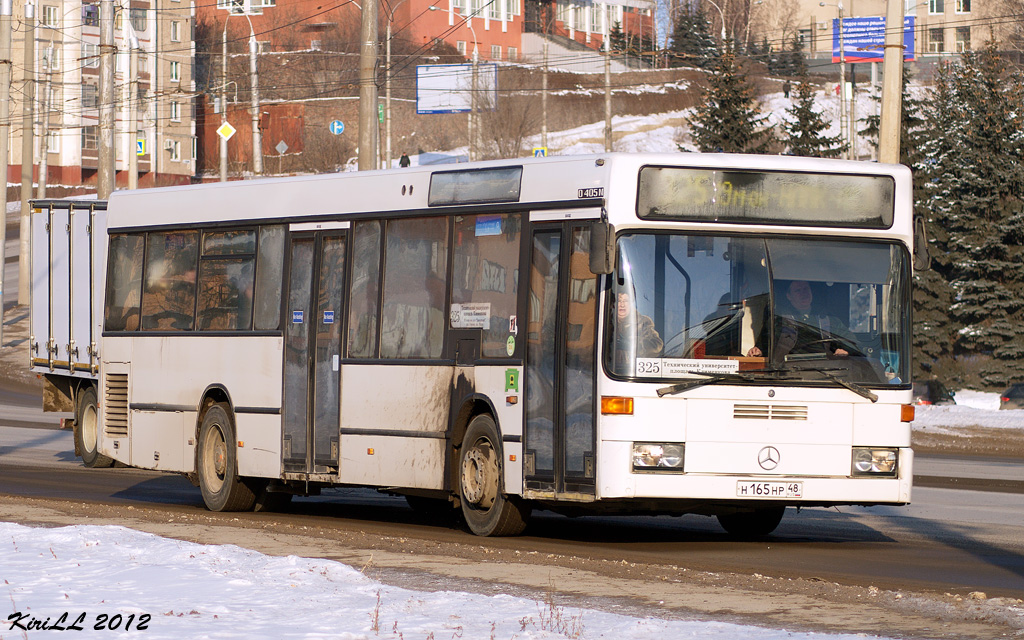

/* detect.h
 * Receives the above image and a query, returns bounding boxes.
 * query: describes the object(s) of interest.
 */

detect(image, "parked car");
[912,380,956,405]
[999,383,1024,410]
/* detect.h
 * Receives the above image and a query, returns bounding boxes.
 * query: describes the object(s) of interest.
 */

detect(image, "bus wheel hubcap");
[462,444,497,509]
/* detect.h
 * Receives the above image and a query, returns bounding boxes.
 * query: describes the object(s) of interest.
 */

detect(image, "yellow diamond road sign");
[217,122,237,141]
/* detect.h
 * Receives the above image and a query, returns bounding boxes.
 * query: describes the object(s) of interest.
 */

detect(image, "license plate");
[736,481,803,498]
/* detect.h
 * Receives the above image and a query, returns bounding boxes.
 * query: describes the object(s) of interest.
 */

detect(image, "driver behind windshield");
[764,280,851,359]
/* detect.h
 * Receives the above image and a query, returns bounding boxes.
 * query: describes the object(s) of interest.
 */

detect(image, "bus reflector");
[901,405,915,422]
[509,454,516,462]
[601,396,634,415]
[367,448,375,455]
[238,441,244,448]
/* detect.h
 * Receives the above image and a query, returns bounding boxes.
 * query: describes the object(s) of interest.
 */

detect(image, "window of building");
[956,0,970,11]
[170,21,181,41]
[46,131,59,153]
[42,47,58,70]
[82,84,99,108]
[457,40,467,56]
[489,0,500,19]
[42,5,59,27]
[491,44,501,60]
[508,46,518,61]
[452,0,465,10]
[130,7,147,31]
[114,9,122,30]
[83,3,99,26]
[955,26,970,50]
[170,61,181,82]
[928,0,943,13]
[170,101,181,121]
[81,125,98,150]
[83,43,100,68]
[928,27,945,52]
[380,217,449,359]
[169,140,181,162]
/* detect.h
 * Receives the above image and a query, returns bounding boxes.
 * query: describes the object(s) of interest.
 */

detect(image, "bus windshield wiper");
[805,367,879,403]
[656,370,771,397]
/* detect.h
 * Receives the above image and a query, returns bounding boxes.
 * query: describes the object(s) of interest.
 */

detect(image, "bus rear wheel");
[717,506,786,538]
[198,403,256,512]
[75,386,112,468]
[459,414,529,537]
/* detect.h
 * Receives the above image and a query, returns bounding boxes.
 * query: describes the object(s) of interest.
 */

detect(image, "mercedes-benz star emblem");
[757,446,780,471]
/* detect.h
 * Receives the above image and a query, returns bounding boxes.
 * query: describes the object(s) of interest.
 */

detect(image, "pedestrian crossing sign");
[532,147,547,158]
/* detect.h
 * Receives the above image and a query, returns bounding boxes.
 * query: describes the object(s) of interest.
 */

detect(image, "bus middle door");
[524,222,599,499]
[283,229,347,478]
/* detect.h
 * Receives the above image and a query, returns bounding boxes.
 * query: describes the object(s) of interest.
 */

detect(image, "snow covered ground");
[913,390,1024,431]
[3,521,892,640]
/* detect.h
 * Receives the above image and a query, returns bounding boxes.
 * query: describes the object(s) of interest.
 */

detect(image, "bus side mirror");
[913,215,930,271]
[589,221,615,275]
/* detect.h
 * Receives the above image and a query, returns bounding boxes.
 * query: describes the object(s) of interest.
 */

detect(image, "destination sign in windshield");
[637,167,895,228]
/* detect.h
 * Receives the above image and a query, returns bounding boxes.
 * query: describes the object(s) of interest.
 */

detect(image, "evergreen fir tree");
[668,8,718,69]
[781,70,845,157]
[918,46,1024,387]
[770,35,808,77]
[688,45,775,153]
[609,22,628,56]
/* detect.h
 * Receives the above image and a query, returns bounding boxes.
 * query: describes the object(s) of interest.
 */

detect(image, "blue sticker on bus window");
[292,310,304,324]
[323,310,335,324]
[475,215,503,237]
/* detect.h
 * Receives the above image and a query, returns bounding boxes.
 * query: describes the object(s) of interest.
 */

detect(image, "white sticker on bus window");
[292,310,304,324]
[450,302,491,329]
[332,354,339,371]
[635,358,740,377]
[323,310,335,324]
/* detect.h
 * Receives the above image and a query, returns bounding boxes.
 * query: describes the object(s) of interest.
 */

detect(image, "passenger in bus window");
[769,280,851,359]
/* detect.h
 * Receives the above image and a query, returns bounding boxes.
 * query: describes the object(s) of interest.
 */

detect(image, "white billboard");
[416,63,499,114]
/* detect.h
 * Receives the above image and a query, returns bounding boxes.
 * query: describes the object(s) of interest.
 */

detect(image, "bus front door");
[524,224,599,498]
[283,232,347,477]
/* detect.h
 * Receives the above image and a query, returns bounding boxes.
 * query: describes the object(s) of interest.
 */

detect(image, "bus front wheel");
[198,403,256,512]
[459,414,529,537]
[75,386,113,468]
[717,506,786,538]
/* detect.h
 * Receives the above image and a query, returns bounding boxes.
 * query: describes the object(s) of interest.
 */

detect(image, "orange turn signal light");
[901,404,915,422]
[601,396,634,415]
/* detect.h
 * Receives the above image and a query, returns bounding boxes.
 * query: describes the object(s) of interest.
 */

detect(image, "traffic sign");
[532,147,547,158]
[136,139,145,156]
[216,122,236,141]
[329,120,345,135]
[378,104,384,123]
[275,140,289,155]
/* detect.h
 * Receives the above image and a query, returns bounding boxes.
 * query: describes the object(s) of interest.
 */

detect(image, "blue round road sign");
[329,120,345,135]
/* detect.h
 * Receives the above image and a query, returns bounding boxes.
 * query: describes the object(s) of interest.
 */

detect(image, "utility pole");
[357,0,378,171]
[603,3,612,152]
[98,0,115,198]
[470,45,478,162]
[248,25,262,176]
[128,33,139,190]
[220,23,228,181]
[0,0,11,341]
[878,0,904,163]
[17,0,34,305]
[541,42,548,150]
[385,18,392,169]
[36,45,51,199]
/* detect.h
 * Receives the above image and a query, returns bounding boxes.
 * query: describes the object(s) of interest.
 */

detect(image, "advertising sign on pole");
[832,16,915,63]
[415,63,499,114]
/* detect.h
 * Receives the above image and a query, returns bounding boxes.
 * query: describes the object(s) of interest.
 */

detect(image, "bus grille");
[104,373,129,438]
[734,403,808,420]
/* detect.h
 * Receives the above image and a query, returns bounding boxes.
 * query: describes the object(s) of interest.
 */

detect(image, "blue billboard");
[831,16,915,63]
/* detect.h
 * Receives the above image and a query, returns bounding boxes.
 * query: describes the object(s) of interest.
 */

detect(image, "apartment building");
[7,0,195,190]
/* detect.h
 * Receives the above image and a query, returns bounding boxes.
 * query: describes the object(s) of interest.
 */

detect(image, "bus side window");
[254,225,286,331]
[141,231,199,331]
[103,233,145,331]
[451,213,520,358]
[380,217,449,359]
[347,221,382,358]
[196,230,257,331]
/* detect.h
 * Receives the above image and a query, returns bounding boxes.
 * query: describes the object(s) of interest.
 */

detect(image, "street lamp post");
[385,0,412,169]
[221,9,262,179]
[428,4,478,161]
[703,0,727,42]
[821,1,848,159]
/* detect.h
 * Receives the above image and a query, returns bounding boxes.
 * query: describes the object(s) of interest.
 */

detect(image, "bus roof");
[105,153,911,232]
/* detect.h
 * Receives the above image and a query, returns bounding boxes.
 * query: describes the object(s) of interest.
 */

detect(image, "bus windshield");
[605,233,910,387]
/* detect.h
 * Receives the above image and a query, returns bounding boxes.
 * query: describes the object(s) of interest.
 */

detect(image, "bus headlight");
[852,448,898,476]
[632,443,685,472]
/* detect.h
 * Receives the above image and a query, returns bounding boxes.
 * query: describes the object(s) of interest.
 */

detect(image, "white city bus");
[94,153,918,536]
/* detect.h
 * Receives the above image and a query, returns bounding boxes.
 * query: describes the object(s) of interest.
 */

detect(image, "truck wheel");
[75,386,112,468]
[459,414,529,536]
[197,403,256,512]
